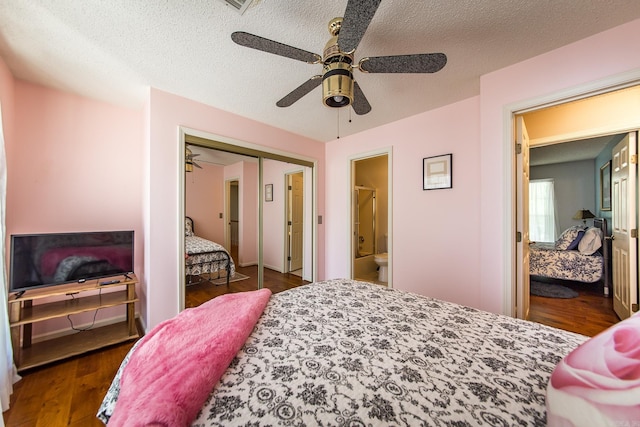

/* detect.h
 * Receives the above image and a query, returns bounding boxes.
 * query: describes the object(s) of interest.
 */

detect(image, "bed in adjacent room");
[529,218,609,292]
[185,216,235,285]
[97,278,625,426]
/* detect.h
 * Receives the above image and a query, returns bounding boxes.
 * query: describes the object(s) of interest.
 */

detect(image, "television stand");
[8,274,139,372]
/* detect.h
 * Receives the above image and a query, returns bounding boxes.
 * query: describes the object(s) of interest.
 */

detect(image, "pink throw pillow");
[546,314,640,426]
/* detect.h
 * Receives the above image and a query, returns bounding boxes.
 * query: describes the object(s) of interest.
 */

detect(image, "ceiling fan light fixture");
[185,146,196,172]
[230,1,447,115]
[322,61,354,108]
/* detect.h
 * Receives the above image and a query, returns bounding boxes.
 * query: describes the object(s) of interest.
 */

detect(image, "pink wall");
[2,17,636,335]
[326,97,482,308]
[326,19,640,314]
[7,82,144,243]
[185,163,225,244]
[3,80,144,335]
[262,159,313,273]
[241,161,258,267]
[146,88,325,329]
[224,160,258,267]
[479,18,640,314]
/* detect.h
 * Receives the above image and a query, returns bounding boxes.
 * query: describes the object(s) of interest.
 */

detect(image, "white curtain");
[0,102,19,420]
[529,179,558,242]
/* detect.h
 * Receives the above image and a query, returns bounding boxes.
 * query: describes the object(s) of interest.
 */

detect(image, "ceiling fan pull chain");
[337,109,340,139]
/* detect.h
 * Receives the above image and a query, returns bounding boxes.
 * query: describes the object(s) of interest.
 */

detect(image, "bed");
[185,216,235,285]
[30,232,133,283]
[529,218,609,292]
[95,279,622,426]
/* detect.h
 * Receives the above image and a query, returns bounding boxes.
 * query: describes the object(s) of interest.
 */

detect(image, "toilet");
[374,234,389,282]
[374,253,388,282]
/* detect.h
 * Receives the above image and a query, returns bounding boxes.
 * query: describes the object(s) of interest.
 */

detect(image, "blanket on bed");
[107,288,272,427]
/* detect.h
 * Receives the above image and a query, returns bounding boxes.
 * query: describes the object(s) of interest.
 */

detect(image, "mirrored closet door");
[182,135,314,309]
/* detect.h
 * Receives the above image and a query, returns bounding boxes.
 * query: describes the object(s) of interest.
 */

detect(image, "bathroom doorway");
[351,152,391,286]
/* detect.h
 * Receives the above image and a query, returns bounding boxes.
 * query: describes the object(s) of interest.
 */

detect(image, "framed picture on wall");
[600,161,611,211]
[423,154,452,190]
[265,184,273,202]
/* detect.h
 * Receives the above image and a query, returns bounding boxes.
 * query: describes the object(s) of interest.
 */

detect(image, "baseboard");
[238,261,257,267]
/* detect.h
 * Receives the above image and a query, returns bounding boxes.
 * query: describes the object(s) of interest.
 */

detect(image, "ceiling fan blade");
[193,161,203,169]
[352,81,371,115]
[338,0,382,53]
[276,76,322,107]
[359,53,447,73]
[231,32,321,64]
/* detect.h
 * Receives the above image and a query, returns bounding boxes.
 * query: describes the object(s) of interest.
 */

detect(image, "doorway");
[285,171,304,276]
[350,151,391,286]
[513,84,640,332]
[225,179,239,260]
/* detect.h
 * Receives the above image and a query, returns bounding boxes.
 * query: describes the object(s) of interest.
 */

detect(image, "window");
[529,179,557,242]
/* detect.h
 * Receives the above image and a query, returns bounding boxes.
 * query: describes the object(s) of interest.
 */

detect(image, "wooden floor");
[3,340,135,427]
[528,277,620,337]
[185,264,309,308]
[3,261,307,427]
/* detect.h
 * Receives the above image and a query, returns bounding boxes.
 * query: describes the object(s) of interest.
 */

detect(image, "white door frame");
[505,72,640,317]
[284,170,304,274]
[348,147,393,287]
[224,178,239,252]
[612,133,638,320]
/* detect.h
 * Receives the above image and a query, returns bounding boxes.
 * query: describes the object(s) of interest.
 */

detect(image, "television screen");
[9,230,134,293]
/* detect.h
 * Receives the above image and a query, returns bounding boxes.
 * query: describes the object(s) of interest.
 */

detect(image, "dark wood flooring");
[528,277,619,337]
[185,264,308,308]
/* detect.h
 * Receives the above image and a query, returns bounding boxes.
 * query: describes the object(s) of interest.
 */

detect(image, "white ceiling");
[1,1,639,142]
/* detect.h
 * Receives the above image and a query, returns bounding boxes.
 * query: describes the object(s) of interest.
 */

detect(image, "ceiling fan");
[185,146,202,172]
[231,0,447,115]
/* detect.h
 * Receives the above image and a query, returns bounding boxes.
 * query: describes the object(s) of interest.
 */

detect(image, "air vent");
[218,0,253,15]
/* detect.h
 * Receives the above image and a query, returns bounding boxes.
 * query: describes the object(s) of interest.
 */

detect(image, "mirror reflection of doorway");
[226,180,239,261]
[286,171,303,276]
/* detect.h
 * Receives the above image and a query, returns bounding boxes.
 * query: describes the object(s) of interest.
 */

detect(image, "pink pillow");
[546,314,640,426]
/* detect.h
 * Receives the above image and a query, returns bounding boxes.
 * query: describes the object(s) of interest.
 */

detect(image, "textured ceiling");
[530,135,620,167]
[1,1,639,142]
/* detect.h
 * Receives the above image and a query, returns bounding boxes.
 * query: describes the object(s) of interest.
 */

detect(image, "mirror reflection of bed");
[183,144,312,308]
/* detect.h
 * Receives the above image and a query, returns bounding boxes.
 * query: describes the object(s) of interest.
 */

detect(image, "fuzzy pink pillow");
[546,314,640,426]
[108,288,272,427]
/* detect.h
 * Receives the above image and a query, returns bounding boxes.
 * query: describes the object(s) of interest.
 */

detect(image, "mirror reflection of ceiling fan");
[231,0,447,115]
[185,146,202,172]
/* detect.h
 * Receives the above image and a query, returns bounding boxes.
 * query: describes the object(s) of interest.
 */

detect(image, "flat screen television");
[9,230,134,294]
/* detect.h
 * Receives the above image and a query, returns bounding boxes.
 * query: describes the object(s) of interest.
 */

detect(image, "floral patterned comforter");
[98,279,586,426]
[530,242,603,283]
[185,235,235,278]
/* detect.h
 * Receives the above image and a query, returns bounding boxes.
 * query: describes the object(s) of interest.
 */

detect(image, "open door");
[516,116,531,319]
[225,179,239,256]
[612,132,638,320]
[287,172,303,272]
